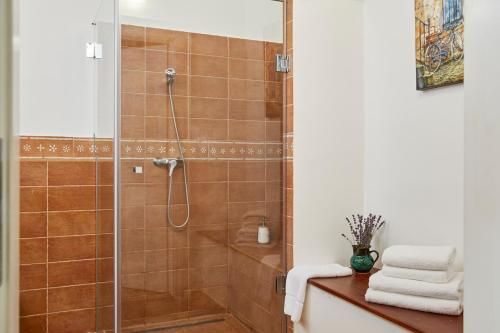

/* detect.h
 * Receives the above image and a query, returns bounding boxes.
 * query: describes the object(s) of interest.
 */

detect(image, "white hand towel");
[382,265,452,283]
[382,245,456,271]
[284,264,352,322]
[370,271,463,300]
[365,288,463,315]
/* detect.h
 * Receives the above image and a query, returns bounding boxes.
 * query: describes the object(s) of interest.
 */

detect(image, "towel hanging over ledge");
[284,264,352,322]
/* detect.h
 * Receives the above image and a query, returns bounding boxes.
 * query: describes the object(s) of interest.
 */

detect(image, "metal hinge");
[275,274,287,294]
[275,54,290,73]
[86,42,103,59]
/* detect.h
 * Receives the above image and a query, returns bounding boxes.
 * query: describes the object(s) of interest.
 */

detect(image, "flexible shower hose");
[166,81,190,228]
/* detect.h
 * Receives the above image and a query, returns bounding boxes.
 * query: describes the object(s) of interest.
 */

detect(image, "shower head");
[165,68,176,84]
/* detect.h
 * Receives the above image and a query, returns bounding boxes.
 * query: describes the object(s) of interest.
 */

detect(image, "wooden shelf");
[309,271,463,333]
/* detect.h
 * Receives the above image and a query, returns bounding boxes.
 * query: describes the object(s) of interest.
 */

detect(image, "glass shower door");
[92,1,117,332]
[119,0,288,332]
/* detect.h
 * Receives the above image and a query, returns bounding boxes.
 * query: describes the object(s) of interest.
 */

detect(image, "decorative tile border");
[20,136,113,159]
[20,136,293,161]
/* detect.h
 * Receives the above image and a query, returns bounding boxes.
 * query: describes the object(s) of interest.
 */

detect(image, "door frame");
[0,0,20,331]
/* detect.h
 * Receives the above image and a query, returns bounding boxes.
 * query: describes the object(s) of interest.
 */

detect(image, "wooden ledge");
[309,271,463,333]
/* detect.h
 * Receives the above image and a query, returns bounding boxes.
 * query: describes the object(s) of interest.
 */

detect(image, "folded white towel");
[382,245,456,271]
[382,265,452,283]
[369,271,463,300]
[365,288,463,315]
[284,264,352,322]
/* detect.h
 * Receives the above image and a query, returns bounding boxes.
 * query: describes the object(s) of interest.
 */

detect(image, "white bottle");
[257,217,270,244]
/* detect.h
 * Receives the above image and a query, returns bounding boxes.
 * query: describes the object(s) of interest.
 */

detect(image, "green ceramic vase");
[350,245,379,273]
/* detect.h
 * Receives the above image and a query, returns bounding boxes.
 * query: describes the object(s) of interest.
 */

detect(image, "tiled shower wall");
[18,17,293,333]
[120,25,287,332]
[19,137,114,333]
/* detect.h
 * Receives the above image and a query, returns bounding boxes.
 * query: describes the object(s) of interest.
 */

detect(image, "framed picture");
[415,0,464,90]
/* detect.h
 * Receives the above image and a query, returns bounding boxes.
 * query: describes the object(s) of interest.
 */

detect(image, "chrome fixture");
[165,67,176,84]
[153,68,190,228]
[86,42,103,59]
[153,158,183,177]
[275,54,290,73]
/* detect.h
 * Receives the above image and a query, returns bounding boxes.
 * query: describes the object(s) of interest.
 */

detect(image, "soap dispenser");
[257,217,270,244]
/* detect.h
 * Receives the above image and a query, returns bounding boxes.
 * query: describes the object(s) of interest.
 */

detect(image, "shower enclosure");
[93,0,290,332]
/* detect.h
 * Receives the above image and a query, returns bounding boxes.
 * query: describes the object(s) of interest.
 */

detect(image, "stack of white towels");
[365,245,463,315]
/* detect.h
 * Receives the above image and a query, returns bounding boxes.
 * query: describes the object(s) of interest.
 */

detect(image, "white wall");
[464,0,500,330]
[19,0,282,137]
[19,0,109,137]
[121,0,283,43]
[294,0,464,269]
[363,0,464,268]
[294,0,365,266]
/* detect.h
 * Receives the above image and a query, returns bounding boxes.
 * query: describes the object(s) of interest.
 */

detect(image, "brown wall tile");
[189,266,228,289]
[20,238,47,264]
[122,47,146,71]
[189,119,228,140]
[146,28,188,52]
[190,76,228,98]
[20,315,47,333]
[228,120,266,141]
[48,186,96,211]
[229,100,266,121]
[189,97,227,119]
[189,246,227,268]
[20,289,47,316]
[48,235,96,262]
[189,225,228,248]
[229,79,265,100]
[229,161,265,181]
[47,210,95,236]
[20,161,47,186]
[48,260,96,287]
[20,264,47,290]
[229,59,265,81]
[122,93,145,116]
[190,54,228,77]
[122,70,145,93]
[190,33,228,57]
[188,161,228,182]
[48,284,96,312]
[229,38,265,60]
[20,212,47,238]
[48,161,96,186]
[122,25,145,48]
[20,187,47,213]
[228,182,265,203]
[48,308,96,333]
[122,115,145,139]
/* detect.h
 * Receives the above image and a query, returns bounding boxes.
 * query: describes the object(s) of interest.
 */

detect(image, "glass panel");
[0,0,18,331]
[92,1,116,332]
[119,0,287,332]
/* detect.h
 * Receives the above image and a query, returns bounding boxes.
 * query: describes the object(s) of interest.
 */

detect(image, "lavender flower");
[341,214,385,248]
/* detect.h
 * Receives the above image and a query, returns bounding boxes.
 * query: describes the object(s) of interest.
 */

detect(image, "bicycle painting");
[415,0,464,90]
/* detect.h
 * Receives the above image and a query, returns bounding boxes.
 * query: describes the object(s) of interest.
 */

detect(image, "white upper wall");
[19,0,106,137]
[121,0,283,43]
[464,0,500,330]
[294,0,464,270]
[294,0,365,267]
[19,0,283,137]
[363,0,464,268]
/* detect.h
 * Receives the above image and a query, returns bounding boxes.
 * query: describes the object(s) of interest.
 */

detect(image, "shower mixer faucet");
[153,158,183,177]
